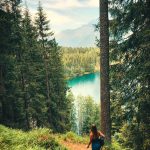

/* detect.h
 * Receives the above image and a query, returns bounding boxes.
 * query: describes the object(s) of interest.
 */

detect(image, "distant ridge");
[55,20,99,47]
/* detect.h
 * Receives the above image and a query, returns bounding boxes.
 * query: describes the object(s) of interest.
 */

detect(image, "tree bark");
[21,71,30,130]
[100,0,111,142]
[0,64,5,95]
[0,64,5,123]
[42,39,51,125]
[41,38,51,106]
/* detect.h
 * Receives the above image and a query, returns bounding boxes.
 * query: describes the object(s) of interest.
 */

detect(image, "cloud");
[42,0,98,9]
[23,0,98,10]
[77,0,90,3]
[22,0,99,33]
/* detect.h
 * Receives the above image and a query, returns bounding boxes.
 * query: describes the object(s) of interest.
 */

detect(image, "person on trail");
[87,124,105,150]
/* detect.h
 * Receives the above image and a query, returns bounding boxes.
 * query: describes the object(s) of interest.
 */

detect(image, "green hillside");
[62,47,100,79]
[0,125,67,150]
[0,125,127,150]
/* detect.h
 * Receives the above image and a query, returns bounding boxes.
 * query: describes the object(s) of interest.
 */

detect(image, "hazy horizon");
[22,0,99,34]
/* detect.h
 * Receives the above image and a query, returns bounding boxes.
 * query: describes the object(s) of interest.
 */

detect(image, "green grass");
[56,131,128,150]
[0,125,67,150]
[57,132,126,150]
[56,131,89,144]
[0,125,129,150]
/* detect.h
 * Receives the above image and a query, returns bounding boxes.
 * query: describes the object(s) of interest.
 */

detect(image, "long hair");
[91,124,98,137]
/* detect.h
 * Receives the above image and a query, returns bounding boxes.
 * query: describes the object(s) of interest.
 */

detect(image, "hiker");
[87,124,105,150]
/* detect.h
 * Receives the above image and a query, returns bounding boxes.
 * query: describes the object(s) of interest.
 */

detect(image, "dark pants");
[92,139,102,150]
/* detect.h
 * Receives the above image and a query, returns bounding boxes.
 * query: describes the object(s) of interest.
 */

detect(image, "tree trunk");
[18,50,30,129]
[21,71,30,130]
[45,59,50,104]
[0,64,5,95]
[42,39,51,125]
[100,0,111,142]
[44,58,52,124]
[0,64,5,123]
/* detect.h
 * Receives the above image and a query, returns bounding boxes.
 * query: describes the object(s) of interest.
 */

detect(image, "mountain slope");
[55,21,98,47]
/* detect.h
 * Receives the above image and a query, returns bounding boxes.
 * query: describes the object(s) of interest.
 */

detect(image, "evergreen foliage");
[76,96,100,135]
[96,0,150,149]
[67,92,78,133]
[109,1,150,149]
[0,0,71,133]
[62,47,100,79]
[0,125,67,150]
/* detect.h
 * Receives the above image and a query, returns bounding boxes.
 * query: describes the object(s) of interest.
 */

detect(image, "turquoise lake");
[68,72,100,102]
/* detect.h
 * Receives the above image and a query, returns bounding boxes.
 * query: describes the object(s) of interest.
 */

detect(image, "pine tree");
[21,6,48,129]
[100,0,111,142]
[0,0,27,129]
[109,0,150,149]
[0,0,13,125]
[76,96,100,135]
[0,0,72,133]
[35,2,71,132]
[35,2,54,126]
[67,92,77,133]
[49,40,71,132]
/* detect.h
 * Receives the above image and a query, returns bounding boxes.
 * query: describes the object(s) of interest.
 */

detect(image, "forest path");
[61,141,88,150]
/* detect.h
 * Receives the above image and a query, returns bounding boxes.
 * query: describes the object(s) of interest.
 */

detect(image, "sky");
[22,0,99,34]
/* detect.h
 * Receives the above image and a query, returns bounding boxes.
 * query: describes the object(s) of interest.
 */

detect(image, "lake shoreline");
[66,70,100,81]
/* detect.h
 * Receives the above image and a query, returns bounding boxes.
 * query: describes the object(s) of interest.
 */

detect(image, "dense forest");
[0,0,98,137]
[67,92,100,135]
[62,47,99,79]
[0,0,149,150]
[0,0,71,132]
[96,0,150,149]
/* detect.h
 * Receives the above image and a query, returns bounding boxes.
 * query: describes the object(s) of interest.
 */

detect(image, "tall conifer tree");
[109,0,150,149]
[100,0,111,142]
[35,2,53,126]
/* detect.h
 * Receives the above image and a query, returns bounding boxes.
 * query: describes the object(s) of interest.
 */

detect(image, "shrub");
[59,131,88,144]
[0,125,67,150]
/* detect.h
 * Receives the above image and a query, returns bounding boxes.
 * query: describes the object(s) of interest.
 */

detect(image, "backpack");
[99,137,104,146]
[92,137,104,150]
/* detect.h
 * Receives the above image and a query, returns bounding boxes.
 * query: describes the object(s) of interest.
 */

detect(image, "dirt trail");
[62,141,89,150]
